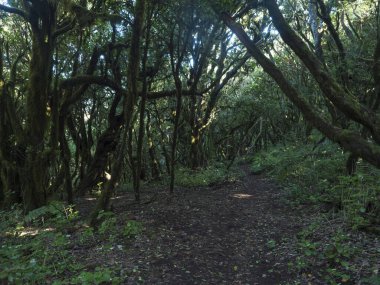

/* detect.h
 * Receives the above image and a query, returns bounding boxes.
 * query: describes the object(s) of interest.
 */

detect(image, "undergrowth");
[251,140,380,229]
[173,161,241,188]
[0,202,141,284]
[251,138,380,284]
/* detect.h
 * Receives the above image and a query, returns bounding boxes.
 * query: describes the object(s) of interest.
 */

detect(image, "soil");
[73,165,313,284]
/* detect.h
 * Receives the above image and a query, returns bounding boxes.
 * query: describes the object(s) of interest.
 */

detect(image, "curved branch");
[264,0,380,143]
[222,12,380,168]
[0,4,28,22]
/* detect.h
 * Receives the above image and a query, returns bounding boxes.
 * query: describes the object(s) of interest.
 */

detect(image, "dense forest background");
[1,0,380,284]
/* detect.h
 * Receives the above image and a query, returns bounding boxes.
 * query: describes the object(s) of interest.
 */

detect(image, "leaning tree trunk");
[76,115,123,196]
[222,11,380,169]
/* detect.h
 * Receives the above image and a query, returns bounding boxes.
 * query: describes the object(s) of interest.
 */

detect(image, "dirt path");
[75,165,309,284]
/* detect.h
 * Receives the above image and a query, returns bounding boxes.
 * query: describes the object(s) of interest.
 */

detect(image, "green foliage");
[71,267,121,285]
[205,0,240,14]
[0,221,79,283]
[78,227,95,245]
[252,138,379,283]
[251,139,380,228]
[98,215,117,235]
[0,204,23,232]
[24,201,78,227]
[95,211,143,244]
[362,275,380,285]
[252,140,345,185]
[96,211,117,243]
[289,227,356,284]
[0,206,123,284]
[123,220,142,238]
[322,174,379,229]
[173,162,240,187]
[266,239,277,249]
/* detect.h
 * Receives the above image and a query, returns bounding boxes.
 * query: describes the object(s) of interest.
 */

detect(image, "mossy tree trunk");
[22,3,57,212]
[0,2,60,211]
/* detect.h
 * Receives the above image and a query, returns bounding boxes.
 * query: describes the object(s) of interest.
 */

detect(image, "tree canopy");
[0,0,379,212]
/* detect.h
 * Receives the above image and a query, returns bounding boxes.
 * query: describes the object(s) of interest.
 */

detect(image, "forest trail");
[76,165,308,284]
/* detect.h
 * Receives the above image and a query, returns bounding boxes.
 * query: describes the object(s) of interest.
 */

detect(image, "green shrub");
[71,267,121,285]
[0,230,78,283]
[123,220,142,238]
[0,204,23,232]
[290,226,357,284]
[251,141,380,228]
[78,227,95,245]
[174,162,240,187]
[0,206,124,284]
[24,201,78,227]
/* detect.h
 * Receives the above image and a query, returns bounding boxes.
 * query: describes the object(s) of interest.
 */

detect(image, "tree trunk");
[23,3,57,212]
[76,116,122,196]
[90,0,145,225]
[170,81,182,194]
[134,10,152,202]
[146,111,160,179]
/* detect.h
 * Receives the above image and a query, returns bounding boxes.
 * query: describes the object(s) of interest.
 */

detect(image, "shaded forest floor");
[75,165,303,284]
[2,164,379,284]
[70,165,378,284]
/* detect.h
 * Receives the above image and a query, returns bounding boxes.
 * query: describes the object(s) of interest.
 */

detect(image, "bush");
[174,162,240,188]
[0,206,122,284]
[123,220,142,238]
[71,267,121,285]
[0,219,79,283]
[290,227,357,284]
[24,201,78,227]
[251,140,380,228]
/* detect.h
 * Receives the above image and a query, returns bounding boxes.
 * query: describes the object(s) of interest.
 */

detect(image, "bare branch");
[60,75,120,90]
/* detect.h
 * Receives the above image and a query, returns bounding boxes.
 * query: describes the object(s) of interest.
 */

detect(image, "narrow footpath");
[76,165,311,284]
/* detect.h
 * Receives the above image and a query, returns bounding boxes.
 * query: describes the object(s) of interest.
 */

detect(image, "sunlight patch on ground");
[84,197,97,201]
[231,193,253,199]
[111,195,126,200]
[84,195,125,201]
[18,228,55,237]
